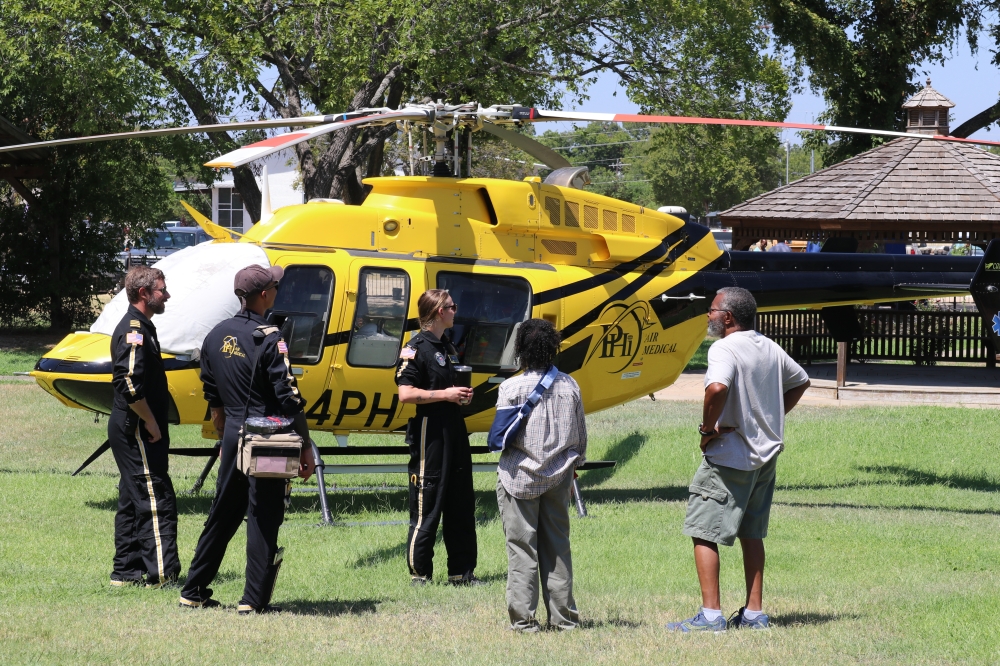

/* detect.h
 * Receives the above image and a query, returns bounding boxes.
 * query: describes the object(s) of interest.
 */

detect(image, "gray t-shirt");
[703,330,809,470]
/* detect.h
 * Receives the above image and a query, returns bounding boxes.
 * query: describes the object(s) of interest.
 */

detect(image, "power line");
[589,179,652,184]
[552,139,651,150]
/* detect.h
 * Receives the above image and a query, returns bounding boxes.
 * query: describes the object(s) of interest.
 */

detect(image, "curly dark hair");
[514,318,561,371]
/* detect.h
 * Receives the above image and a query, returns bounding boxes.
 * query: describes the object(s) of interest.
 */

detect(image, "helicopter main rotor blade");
[479,122,571,170]
[517,108,1000,148]
[0,116,350,155]
[205,109,433,168]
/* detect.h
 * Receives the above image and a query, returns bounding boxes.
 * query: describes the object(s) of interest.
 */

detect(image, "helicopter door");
[330,263,417,431]
[266,264,337,418]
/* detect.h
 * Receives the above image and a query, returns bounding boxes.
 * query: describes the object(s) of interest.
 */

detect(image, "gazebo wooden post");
[836,341,848,398]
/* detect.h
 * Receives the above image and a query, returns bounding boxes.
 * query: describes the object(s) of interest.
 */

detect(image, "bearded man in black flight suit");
[108,265,181,588]
[179,264,315,615]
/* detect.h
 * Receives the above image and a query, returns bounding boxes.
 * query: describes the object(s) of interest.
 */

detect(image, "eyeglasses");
[708,308,730,314]
[442,304,458,312]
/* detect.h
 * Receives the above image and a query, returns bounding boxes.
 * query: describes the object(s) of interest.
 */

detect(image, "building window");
[217,188,244,228]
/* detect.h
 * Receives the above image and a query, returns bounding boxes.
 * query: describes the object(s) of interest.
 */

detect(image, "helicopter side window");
[435,272,531,371]
[269,265,335,365]
[347,268,410,367]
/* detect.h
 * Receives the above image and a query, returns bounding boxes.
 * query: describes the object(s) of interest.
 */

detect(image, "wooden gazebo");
[722,81,1000,250]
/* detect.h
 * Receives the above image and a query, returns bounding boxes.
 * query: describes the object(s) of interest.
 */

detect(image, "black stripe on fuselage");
[533,223,710,306]
[553,222,712,339]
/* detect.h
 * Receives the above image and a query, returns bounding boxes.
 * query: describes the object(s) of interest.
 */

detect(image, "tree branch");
[952,101,1000,139]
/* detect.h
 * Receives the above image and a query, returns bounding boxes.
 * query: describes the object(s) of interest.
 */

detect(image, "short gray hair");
[716,287,756,330]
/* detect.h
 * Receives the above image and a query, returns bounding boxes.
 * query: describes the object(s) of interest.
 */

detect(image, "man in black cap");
[109,265,181,588]
[179,263,315,614]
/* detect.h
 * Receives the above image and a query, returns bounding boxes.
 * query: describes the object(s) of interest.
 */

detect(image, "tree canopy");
[0,0,174,328]
[762,0,979,163]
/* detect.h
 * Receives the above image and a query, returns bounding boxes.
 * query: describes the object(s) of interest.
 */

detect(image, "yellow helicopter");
[6,102,1000,515]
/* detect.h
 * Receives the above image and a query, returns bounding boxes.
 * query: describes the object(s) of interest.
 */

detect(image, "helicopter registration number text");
[304,389,399,427]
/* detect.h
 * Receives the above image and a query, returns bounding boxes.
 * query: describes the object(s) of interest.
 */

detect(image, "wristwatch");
[698,423,717,437]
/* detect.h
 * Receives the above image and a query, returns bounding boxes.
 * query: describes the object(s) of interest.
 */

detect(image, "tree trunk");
[47,215,63,330]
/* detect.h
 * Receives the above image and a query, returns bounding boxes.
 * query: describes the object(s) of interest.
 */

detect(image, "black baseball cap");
[234,264,284,298]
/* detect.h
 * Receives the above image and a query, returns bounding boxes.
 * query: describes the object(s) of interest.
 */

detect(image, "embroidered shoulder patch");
[126,332,143,345]
[277,341,288,354]
[399,347,416,360]
[130,320,141,328]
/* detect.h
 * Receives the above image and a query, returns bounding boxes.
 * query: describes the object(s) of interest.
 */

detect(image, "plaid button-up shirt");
[497,370,587,499]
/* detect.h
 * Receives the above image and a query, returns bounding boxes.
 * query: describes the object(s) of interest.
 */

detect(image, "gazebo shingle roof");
[721,138,1000,224]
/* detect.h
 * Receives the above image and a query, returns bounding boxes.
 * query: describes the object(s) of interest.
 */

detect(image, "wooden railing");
[756,309,996,366]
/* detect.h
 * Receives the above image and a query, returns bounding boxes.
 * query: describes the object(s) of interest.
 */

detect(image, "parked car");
[120,227,212,269]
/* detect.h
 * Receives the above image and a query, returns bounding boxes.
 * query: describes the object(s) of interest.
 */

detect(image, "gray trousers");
[496,474,579,631]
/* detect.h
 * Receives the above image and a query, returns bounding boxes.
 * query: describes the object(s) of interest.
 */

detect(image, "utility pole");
[785,141,790,185]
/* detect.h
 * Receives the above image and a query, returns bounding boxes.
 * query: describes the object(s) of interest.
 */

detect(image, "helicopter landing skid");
[73,441,612,520]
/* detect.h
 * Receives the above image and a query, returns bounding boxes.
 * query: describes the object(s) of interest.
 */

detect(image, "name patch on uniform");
[277,341,288,354]
[434,352,446,366]
[399,347,416,360]
[126,332,143,345]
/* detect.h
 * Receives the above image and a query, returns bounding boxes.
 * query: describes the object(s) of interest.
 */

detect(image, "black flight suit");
[181,310,305,610]
[108,304,180,585]
[395,330,477,581]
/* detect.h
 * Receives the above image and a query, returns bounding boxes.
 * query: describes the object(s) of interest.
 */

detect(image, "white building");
[176,150,304,233]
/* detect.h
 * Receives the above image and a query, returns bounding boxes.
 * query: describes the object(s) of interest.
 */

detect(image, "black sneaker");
[411,575,430,587]
[179,596,221,609]
[237,603,282,615]
[448,573,486,587]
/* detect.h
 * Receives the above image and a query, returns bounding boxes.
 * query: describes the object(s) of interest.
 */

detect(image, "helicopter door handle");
[660,293,705,302]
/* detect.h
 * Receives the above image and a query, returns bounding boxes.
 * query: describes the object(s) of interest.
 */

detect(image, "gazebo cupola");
[902,78,955,136]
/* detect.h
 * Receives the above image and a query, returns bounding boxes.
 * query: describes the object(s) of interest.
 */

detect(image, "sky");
[549,39,1000,145]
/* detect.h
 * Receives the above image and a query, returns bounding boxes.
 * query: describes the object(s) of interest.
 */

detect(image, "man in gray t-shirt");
[667,287,810,633]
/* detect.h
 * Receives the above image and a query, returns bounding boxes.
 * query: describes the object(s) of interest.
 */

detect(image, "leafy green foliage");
[763,0,977,164]
[646,125,783,215]
[540,123,657,206]
[0,1,175,328]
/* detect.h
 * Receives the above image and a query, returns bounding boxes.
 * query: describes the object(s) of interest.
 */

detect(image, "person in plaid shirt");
[495,319,587,632]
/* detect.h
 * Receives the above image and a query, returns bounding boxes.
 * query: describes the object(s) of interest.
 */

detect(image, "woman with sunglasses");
[396,289,481,586]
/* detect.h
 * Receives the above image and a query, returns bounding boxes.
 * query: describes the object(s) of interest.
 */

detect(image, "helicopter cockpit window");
[269,266,335,365]
[347,268,410,367]
[435,272,531,371]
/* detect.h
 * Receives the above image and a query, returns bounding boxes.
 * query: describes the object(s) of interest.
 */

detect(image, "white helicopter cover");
[91,242,270,357]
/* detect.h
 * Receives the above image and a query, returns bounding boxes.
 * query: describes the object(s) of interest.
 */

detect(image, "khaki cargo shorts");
[682,455,778,547]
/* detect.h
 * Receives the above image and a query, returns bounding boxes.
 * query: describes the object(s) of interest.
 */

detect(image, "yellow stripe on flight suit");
[125,338,138,396]
[135,425,165,581]
[408,417,428,573]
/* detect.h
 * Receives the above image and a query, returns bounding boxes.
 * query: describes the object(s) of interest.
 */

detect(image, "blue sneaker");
[666,610,727,633]
[727,607,770,629]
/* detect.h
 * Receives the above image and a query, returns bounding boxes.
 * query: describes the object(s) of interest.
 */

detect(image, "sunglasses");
[441,304,458,312]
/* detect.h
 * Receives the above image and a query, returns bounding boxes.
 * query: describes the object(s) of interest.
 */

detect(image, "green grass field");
[2,379,1000,664]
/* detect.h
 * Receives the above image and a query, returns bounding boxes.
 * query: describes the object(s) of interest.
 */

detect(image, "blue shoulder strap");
[521,365,559,413]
